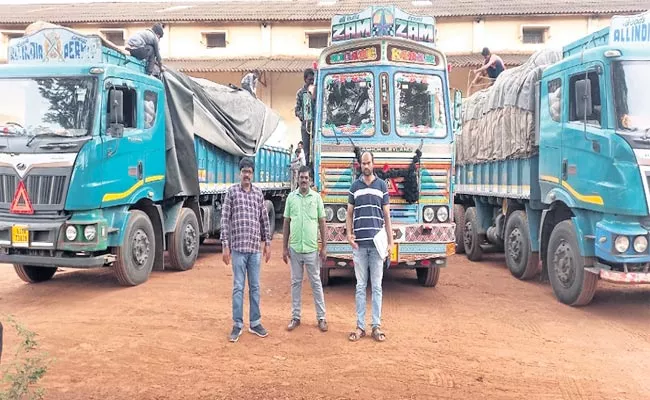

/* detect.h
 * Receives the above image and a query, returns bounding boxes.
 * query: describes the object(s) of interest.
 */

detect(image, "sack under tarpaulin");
[457,49,562,165]
[161,68,282,199]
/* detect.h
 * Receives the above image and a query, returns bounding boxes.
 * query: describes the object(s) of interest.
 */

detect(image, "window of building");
[307,32,329,49]
[521,26,548,44]
[1,31,24,42]
[547,78,562,123]
[568,70,601,127]
[203,32,226,48]
[101,30,125,46]
[144,91,158,129]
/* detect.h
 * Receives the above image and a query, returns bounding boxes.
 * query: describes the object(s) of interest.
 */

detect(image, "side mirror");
[574,79,592,121]
[107,89,124,137]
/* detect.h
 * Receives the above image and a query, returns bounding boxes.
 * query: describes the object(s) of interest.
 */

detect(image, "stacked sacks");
[457,49,562,165]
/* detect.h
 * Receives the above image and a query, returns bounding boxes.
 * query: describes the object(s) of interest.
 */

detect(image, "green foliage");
[0,317,52,400]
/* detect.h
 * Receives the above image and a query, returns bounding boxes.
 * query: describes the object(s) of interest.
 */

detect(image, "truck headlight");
[84,225,97,241]
[65,225,77,241]
[324,206,334,222]
[614,235,630,253]
[633,236,648,253]
[336,206,347,222]
[436,207,449,222]
[423,207,435,223]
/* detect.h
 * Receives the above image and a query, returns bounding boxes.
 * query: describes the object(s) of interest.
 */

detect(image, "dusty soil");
[1,237,649,400]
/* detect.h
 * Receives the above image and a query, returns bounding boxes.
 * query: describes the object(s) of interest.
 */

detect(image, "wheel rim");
[508,227,523,264]
[131,228,151,270]
[463,220,474,250]
[553,239,576,289]
[183,222,198,257]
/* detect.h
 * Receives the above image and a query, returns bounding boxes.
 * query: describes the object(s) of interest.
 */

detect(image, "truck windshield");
[0,77,96,137]
[321,72,375,137]
[612,61,650,133]
[394,72,447,138]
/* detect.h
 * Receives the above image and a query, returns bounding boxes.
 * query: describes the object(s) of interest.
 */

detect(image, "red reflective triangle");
[10,181,34,215]
[387,178,400,196]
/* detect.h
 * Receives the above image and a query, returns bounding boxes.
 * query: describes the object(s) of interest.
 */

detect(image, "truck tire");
[113,210,156,286]
[265,200,276,240]
[168,208,200,271]
[416,266,440,287]
[547,220,598,306]
[505,210,539,280]
[320,265,330,286]
[463,207,483,262]
[453,204,466,254]
[13,264,57,283]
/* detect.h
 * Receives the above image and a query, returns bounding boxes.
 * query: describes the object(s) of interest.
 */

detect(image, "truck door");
[560,63,608,210]
[100,79,152,207]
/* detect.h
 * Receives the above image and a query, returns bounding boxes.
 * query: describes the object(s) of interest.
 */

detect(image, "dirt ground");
[1,236,649,400]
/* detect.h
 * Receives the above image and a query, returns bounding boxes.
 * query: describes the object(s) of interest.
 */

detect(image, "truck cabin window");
[321,72,375,137]
[547,78,562,123]
[612,61,650,133]
[144,91,158,129]
[0,77,96,137]
[569,71,601,127]
[394,73,447,138]
[106,87,137,129]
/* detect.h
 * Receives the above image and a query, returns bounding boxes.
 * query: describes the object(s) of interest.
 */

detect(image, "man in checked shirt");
[221,157,272,342]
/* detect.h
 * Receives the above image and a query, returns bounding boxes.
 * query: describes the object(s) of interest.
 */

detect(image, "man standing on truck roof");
[471,47,505,86]
[295,68,316,166]
[126,23,164,77]
[221,157,272,343]
[282,165,329,333]
[346,151,393,343]
[241,70,260,98]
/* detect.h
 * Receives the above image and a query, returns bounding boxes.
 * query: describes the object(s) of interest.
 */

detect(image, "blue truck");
[453,11,650,306]
[0,24,291,286]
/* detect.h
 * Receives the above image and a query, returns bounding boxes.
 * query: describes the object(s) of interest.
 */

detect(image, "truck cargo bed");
[455,156,540,200]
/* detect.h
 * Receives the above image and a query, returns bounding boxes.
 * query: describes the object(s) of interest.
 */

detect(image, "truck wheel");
[463,207,483,261]
[453,204,466,254]
[265,200,276,240]
[168,208,200,271]
[547,220,598,306]
[505,210,539,280]
[113,210,156,286]
[416,266,440,287]
[13,264,57,283]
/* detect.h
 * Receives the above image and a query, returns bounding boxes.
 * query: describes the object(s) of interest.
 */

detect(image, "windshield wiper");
[26,132,69,147]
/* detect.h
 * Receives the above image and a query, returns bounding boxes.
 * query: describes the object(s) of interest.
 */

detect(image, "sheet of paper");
[373,228,389,260]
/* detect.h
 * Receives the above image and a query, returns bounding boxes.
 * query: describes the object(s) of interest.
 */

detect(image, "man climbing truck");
[453,10,650,306]
[0,24,290,286]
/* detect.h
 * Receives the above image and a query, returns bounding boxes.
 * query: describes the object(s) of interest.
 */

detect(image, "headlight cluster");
[324,205,347,223]
[64,224,98,242]
[613,235,648,253]
[422,206,449,223]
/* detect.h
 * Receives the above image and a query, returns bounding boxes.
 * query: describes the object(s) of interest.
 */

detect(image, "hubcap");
[508,227,523,264]
[131,228,151,269]
[553,239,575,289]
[183,223,197,257]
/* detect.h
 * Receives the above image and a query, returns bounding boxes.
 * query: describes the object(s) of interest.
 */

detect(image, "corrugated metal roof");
[164,53,533,72]
[0,0,646,24]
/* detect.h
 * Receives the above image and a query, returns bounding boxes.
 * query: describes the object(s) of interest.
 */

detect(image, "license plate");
[11,225,29,247]
[390,244,398,262]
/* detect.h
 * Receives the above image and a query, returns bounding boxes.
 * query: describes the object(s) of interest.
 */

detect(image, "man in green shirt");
[282,165,328,332]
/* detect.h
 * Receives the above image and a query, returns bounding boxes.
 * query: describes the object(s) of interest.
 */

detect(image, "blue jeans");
[352,246,384,330]
[231,250,262,329]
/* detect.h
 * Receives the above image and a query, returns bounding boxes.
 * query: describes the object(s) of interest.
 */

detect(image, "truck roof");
[6,24,147,75]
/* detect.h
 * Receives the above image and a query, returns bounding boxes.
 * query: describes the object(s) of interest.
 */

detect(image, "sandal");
[348,327,366,342]
[371,327,386,342]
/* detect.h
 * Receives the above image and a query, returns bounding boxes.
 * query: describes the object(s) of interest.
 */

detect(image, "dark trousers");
[129,45,157,75]
[301,123,311,166]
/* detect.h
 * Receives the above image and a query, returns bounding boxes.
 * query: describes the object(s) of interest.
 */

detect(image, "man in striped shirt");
[221,157,272,343]
[346,151,393,342]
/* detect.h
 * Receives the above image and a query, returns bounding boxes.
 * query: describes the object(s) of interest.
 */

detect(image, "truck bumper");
[324,223,455,265]
[0,251,114,268]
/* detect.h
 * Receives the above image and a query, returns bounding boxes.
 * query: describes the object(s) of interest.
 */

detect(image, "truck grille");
[0,174,67,206]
